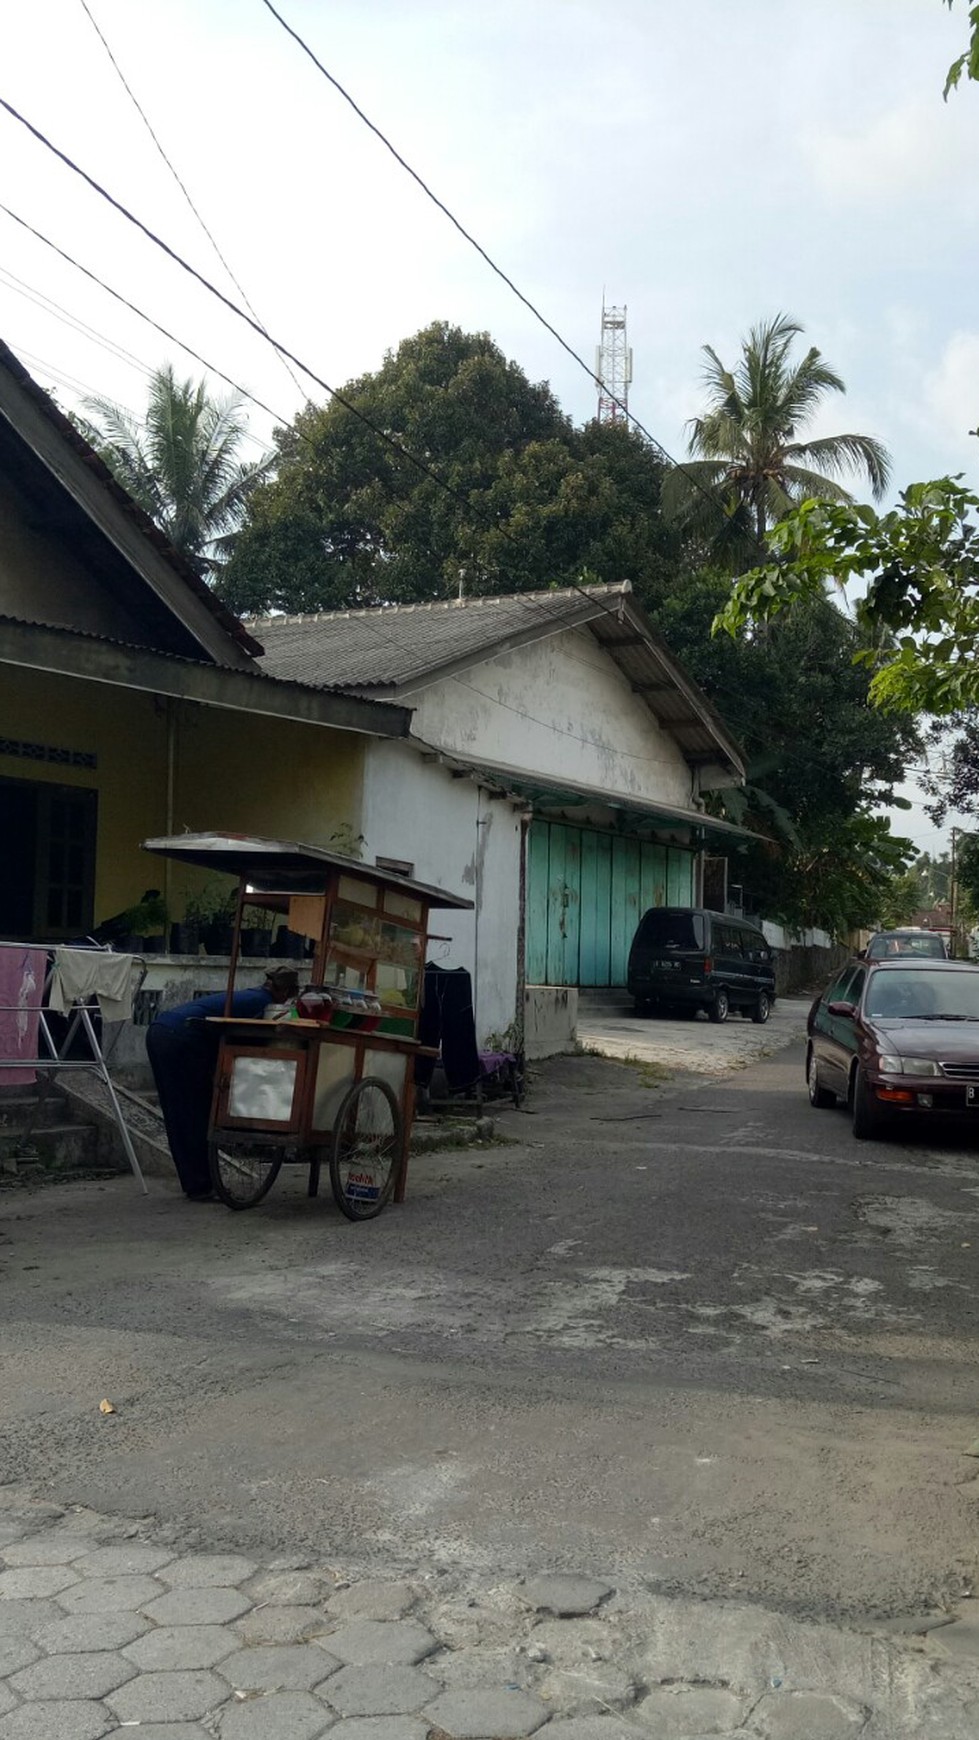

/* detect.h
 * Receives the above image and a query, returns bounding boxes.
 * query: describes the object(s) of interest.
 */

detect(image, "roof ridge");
[244,579,631,629]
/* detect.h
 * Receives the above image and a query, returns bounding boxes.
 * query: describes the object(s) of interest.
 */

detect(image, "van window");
[717,925,744,956]
[635,910,705,951]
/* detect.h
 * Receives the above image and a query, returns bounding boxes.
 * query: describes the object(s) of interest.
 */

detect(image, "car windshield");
[867,933,945,959]
[864,968,979,1020]
[635,911,704,951]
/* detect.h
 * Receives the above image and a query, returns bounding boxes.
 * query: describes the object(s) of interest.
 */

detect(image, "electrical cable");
[77,0,307,402]
[257,0,772,564]
[0,97,638,639]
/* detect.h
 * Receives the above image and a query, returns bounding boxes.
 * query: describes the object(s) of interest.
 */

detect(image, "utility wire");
[77,0,307,402]
[258,0,770,564]
[0,201,289,439]
[0,97,636,640]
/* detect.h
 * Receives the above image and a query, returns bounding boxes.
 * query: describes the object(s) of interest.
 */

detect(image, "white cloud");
[801,99,960,205]
[923,333,979,446]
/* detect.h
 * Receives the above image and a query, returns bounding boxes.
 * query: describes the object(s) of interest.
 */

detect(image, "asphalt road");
[2,1040,979,1626]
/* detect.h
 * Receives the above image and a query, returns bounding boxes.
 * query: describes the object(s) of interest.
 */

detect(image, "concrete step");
[0,1119,99,1176]
[0,1084,76,1134]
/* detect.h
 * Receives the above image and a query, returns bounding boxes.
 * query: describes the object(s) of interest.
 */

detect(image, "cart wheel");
[329,1078,402,1222]
[209,1138,283,1209]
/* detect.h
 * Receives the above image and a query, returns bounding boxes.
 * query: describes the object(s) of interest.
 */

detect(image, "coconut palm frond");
[786,433,891,500]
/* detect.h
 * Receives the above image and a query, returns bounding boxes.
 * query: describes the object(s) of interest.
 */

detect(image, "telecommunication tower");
[595,301,632,423]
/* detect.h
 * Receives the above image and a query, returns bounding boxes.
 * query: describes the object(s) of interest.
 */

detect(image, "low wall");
[110,956,289,1087]
[524,984,579,1060]
[760,923,849,997]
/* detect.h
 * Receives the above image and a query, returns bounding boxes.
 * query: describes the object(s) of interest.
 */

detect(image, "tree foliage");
[944,0,979,96]
[79,364,269,570]
[714,480,979,715]
[661,314,890,567]
[219,322,681,615]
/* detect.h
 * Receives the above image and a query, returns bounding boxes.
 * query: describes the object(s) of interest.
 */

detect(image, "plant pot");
[170,922,200,955]
[273,926,304,959]
[116,933,143,954]
[202,922,234,956]
[241,928,271,958]
[141,933,166,954]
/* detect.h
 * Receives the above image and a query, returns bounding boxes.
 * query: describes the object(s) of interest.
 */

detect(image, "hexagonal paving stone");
[0,1565,79,1600]
[321,1663,440,1717]
[106,1667,228,1723]
[0,1599,64,1639]
[327,1583,417,1623]
[635,1687,748,1738]
[58,1574,165,1614]
[217,1690,333,1739]
[0,1689,15,1721]
[161,1553,257,1588]
[125,1623,242,1671]
[221,1643,341,1692]
[72,1543,175,1578]
[425,1687,550,1739]
[33,1610,152,1654]
[11,1648,137,1700]
[0,1700,112,1740]
[145,1587,252,1626]
[1,1533,90,1568]
[328,1722,429,1740]
[245,1570,331,1607]
[235,1606,329,1646]
[325,1622,436,1667]
[0,1636,40,1678]
[121,1729,213,1740]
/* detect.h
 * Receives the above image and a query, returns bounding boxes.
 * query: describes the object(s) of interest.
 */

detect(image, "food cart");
[142,833,473,1218]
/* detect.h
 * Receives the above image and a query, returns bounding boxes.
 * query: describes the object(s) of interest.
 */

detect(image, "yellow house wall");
[0,667,365,930]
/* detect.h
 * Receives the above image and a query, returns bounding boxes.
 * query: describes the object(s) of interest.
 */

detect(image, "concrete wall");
[760,922,849,997]
[406,627,696,809]
[0,477,156,646]
[0,666,365,930]
[524,985,578,1060]
[360,740,523,1046]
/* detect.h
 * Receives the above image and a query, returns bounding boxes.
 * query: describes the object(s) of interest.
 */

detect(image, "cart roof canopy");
[142,832,473,909]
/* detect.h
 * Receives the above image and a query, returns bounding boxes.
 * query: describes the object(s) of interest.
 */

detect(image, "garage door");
[526,820,695,987]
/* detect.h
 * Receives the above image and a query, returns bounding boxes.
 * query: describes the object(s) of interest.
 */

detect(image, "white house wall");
[359,739,522,1045]
[403,627,695,809]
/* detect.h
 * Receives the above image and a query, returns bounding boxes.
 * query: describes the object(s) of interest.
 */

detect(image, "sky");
[3,0,979,852]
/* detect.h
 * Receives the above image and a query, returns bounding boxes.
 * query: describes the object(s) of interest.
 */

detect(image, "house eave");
[0,619,411,739]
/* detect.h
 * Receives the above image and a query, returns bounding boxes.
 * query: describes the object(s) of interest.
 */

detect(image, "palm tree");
[79,364,270,571]
[664,313,890,564]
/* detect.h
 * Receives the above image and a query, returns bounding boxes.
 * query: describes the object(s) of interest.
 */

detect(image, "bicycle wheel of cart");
[208,1138,283,1209]
[329,1077,402,1221]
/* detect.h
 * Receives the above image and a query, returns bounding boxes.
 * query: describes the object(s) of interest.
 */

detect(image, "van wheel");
[751,991,772,1025]
[708,988,729,1024]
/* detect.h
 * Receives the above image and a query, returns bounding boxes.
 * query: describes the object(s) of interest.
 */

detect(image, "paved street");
[3,1035,979,1734]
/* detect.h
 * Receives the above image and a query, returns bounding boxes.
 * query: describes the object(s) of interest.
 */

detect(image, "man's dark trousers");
[145,1021,218,1195]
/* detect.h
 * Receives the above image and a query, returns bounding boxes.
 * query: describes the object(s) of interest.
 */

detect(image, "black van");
[627,907,776,1024]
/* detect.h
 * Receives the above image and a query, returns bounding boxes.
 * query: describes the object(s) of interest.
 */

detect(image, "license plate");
[967,1086,979,1107]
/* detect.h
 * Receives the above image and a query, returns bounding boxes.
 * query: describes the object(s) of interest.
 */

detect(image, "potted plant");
[240,904,274,958]
[118,892,169,953]
[177,882,236,956]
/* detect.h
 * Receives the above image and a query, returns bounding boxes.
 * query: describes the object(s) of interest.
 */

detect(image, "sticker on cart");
[345,1169,381,1200]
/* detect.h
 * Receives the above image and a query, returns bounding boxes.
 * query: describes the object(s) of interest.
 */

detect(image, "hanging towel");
[49,949,136,1023]
[0,945,46,1086]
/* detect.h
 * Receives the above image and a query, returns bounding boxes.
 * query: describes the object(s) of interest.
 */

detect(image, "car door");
[812,963,859,1095]
[821,964,865,1095]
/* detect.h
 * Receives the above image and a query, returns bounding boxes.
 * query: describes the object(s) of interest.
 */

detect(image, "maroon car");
[806,957,979,1139]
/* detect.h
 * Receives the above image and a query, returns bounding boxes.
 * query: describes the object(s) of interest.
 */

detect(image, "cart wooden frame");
[142,832,473,1217]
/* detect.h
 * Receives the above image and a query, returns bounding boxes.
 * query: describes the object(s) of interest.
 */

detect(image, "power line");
[0,201,289,441]
[0,97,635,640]
[77,0,307,402]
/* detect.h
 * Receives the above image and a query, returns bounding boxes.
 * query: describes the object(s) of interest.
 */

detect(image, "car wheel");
[751,991,772,1025]
[807,1047,836,1108]
[708,987,730,1024]
[851,1065,882,1140]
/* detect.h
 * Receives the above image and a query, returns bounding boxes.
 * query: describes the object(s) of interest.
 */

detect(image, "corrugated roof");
[250,582,745,784]
[248,585,617,693]
[0,338,262,660]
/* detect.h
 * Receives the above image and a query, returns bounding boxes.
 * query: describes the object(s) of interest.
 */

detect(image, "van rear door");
[628,909,706,994]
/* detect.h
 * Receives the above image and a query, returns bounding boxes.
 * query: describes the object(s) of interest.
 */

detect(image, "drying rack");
[0,939,148,1193]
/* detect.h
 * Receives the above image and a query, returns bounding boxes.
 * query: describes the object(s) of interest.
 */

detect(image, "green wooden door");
[526,821,696,986]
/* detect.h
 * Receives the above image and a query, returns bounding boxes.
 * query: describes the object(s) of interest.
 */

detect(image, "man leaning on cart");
[146,967,300,1199]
